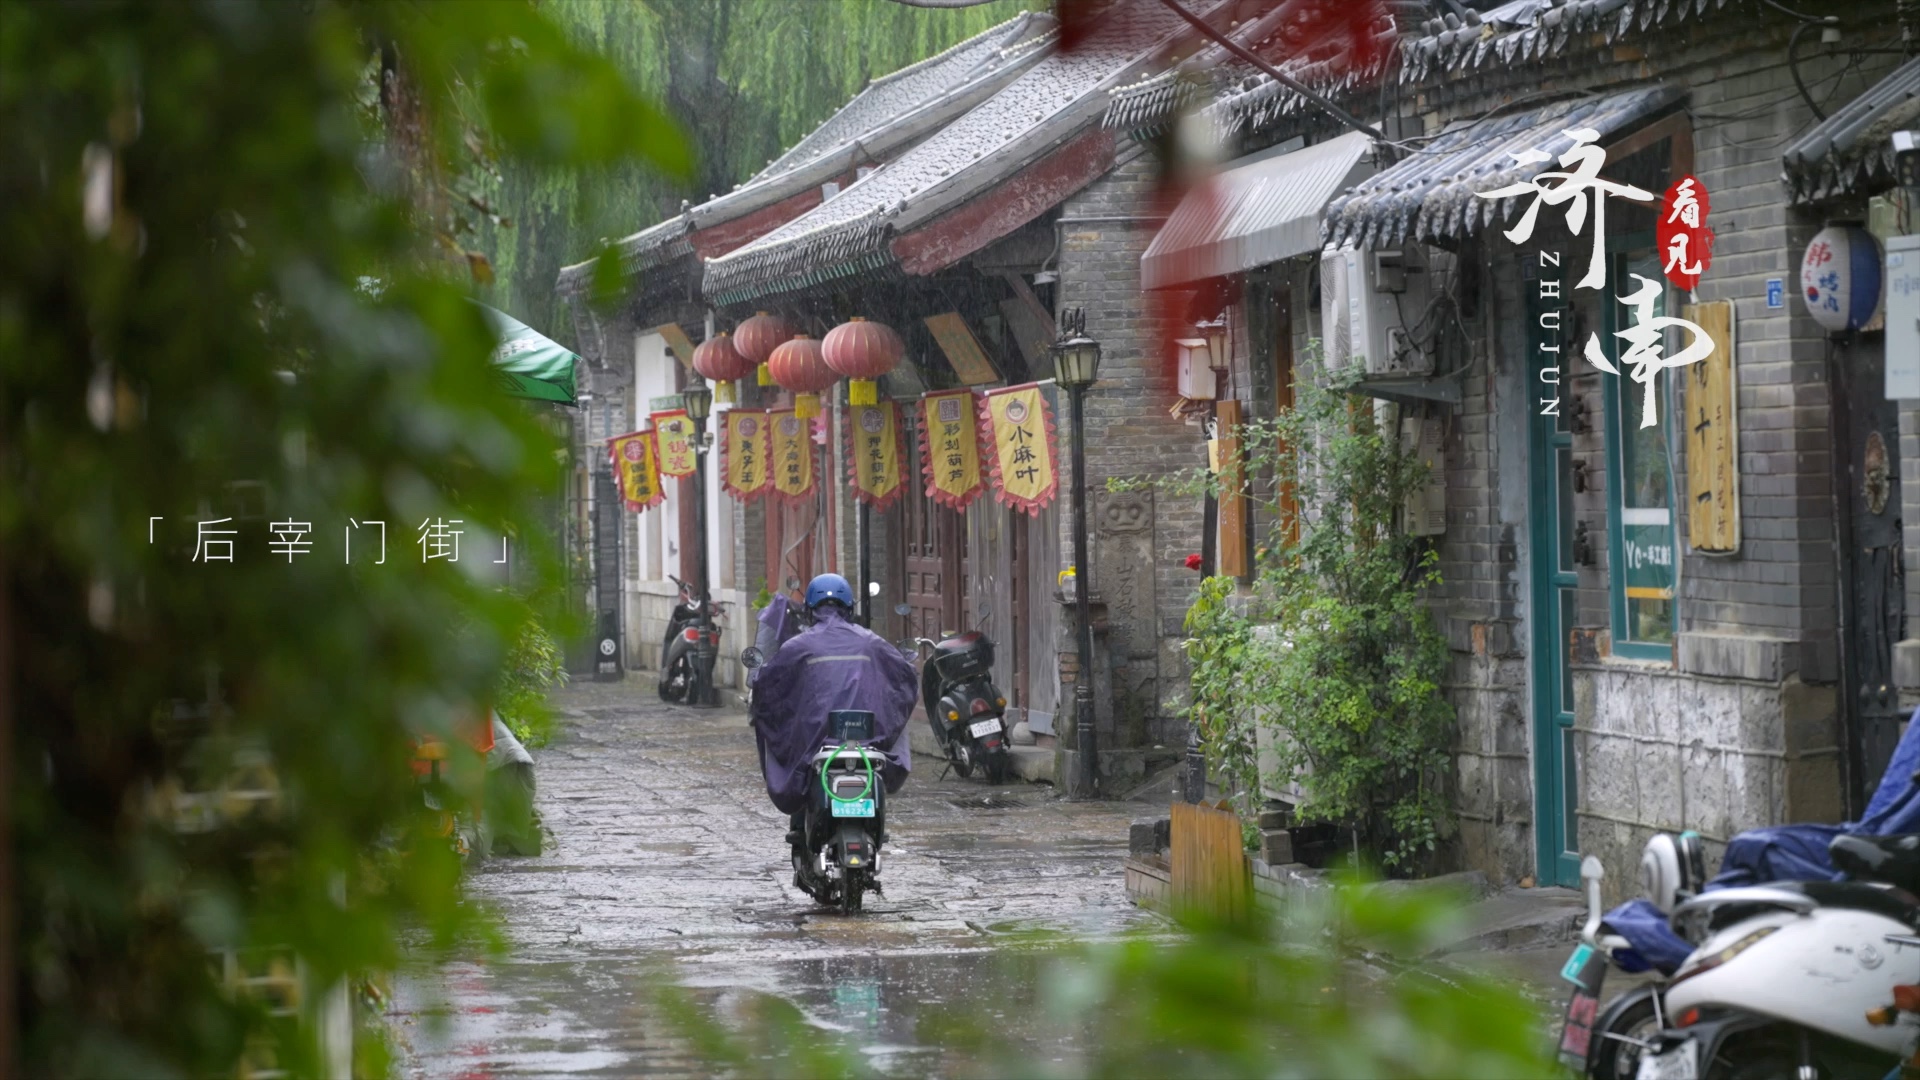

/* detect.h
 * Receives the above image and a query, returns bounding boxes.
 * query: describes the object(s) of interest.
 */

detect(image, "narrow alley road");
[393,680,1157,1077]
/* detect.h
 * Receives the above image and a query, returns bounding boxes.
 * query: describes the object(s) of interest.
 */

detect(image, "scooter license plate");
[969,717,1002,738]
[831,798,876,818]
[1634,1041,1697,1080]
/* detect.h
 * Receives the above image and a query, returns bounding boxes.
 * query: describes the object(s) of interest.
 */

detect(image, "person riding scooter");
[747,574,917,875]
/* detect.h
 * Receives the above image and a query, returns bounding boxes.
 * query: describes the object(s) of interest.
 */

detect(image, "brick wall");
[1054,138,1206,781]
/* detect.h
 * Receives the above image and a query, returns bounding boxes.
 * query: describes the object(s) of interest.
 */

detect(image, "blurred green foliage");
[495,609,567,749]
[0,1,684,1075]
[661,873,1557,1079]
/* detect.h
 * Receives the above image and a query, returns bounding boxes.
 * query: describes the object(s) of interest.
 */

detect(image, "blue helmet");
[804,572,854,611]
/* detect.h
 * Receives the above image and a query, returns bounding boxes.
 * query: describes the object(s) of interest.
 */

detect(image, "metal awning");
[1783,57,1920,205]
[1141,131,1374,290]
[1323,83,1684,250]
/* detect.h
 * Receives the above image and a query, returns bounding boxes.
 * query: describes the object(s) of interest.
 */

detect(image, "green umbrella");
[476,301,579,405]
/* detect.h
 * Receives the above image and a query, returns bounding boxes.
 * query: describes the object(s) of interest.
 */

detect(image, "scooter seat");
[1789,879,1920,927]
[1831,833,1920,894]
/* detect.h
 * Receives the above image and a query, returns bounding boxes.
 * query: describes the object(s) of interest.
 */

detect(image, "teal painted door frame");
[1527,269,1582,888]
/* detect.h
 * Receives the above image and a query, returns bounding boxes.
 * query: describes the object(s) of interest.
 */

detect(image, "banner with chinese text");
[608,430,664,511]
[651,409,697,478]
[721,408,770,502]
[918,389,985,510]
[768,409,815,505]
[978,383,1058,516]
[844,402,908,509]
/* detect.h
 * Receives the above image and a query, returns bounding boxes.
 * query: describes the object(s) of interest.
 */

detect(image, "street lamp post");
[1051,309,1101,799]
[682,379,717,707]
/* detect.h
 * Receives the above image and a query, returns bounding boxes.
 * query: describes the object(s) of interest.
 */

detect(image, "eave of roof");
[1323,83,1685,249]
[702,0,1233,307]
[555,12,1053,299]
[1104,0,1737,136]
[1783,56,1920,205]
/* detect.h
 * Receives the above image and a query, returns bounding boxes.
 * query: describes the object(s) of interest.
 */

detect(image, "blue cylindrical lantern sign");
[1801,224,1882,332]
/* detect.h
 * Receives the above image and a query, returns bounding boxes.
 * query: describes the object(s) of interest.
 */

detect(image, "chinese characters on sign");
[651,409,697,479]
[1656,175,1714,292]
[768,408,815,505]
[609,429,665,511]
[1476,127,1715,422]
[721,408,770,502]
[918,389,985,510]
[159,516,505,564]
[1682,300,1740,553]
[845,402,907,510]
[979,383,1058,515]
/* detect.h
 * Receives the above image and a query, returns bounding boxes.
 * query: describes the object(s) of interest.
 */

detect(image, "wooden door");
[902,469,945,642]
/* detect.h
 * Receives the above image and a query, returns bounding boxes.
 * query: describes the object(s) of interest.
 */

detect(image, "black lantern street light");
[681,378,718,707]
[1051,309,1101,799]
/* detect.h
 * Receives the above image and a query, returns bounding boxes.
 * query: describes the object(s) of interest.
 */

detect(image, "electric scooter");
[1632,832,1920,1079]
[659,574,725,704]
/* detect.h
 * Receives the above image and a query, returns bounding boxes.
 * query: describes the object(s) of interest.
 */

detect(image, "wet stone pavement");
[393,680,1157,1077]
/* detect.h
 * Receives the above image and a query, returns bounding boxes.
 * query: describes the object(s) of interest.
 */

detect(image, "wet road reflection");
[394,682,1156,1077]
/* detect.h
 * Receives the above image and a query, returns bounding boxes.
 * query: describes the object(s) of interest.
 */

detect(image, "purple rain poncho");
[748,605,917,815]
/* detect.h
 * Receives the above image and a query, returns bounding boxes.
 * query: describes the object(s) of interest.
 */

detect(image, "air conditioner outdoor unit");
[1319,245,1429,376]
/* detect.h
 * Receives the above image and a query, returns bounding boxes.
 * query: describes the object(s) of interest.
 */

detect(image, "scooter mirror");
[868,581,881,597]
[739,646,764,670]
[893,603,912,616]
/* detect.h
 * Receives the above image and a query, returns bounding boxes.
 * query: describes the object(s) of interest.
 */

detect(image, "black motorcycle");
[659,574,725,704]
[906,629,1012,785]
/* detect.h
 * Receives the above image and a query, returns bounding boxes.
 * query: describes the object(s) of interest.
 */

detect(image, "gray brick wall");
[1055,138,1207,764]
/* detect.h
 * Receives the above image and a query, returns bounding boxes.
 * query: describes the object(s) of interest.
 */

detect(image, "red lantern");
[768,334,835,419]
[692,332,755,404]
[734,310,794,388]
[821,316,905,406]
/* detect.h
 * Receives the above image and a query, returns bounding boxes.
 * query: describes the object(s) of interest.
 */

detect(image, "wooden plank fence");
[1169,799,1250,922]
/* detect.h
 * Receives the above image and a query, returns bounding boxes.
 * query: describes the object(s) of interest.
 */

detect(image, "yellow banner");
[721,408,770,502]
[919,389,984,511]
[651,410,697,478]
[981,383,1057,515]
[845,402,906,509]
[608,430,663,511]
[768,409,814,504]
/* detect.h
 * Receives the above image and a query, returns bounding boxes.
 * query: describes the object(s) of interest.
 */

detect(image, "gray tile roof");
[1322,83,1685,249]
[703,0,1224,306]
[1783,56,1920,205]
[1105,0,1735,136]
[557,12,1052,297]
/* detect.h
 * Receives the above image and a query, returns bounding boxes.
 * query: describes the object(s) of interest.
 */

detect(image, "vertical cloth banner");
[845,401,908,509]
[769,408,815,505]
[608,430,664,511]
[652,409,697,478]
[721,408,771,502]
[918,389,986,510]
[978,383,1059,515]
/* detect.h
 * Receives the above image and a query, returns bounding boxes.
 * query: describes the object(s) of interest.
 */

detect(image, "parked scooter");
[1629,832,1920,1079]
[896,605,1011,785]
[659,574,726,704]
[1566,833,1706,1078]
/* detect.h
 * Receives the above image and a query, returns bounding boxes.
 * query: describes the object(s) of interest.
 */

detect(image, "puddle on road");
[675,947,1100,1075]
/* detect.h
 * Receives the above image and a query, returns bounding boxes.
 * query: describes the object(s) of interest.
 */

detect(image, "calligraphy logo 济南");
[1475,127,1714,425]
